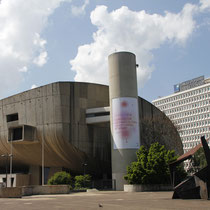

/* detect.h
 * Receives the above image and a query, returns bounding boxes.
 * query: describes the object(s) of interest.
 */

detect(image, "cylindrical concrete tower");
[108,51,140,190]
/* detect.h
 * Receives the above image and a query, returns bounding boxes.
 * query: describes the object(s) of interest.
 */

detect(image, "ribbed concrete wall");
[0,82,110,177]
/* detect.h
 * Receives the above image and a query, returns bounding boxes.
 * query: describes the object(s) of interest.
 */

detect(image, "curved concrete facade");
[0,82,183,186]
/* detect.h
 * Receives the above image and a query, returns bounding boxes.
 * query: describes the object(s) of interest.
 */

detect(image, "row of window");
[183,141,201,149]
[168,108,210,121]
[159,97,210,111]
[178,120,210,130]
[180,127,210,136]
[171,114,210,126]
[164,101,210,115]
[154,86,210,106]
[154,87,210,106]
[181,133,210,142]
[184,143,210,154]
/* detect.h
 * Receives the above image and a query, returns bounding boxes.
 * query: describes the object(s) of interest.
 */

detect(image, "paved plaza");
[0,191,210,210]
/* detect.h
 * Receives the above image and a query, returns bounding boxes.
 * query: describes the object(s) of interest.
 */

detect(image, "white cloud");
[33,51,48,66]
[19,66,28,72]
[200,0,210,10]
[0,0,65,98]
[31,84,38,89]
[71,0,89,16]
[70,2,209,88]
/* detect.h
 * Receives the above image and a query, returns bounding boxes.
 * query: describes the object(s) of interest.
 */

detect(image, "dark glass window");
[7,113,18,122]
[13,127,23,140]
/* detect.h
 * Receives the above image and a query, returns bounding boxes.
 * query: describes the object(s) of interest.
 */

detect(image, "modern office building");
[152,76,210,169]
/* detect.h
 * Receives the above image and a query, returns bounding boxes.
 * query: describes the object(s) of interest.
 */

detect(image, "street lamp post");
[42,129,45,186]
[82,163,87,188]
[10,138,13,187]
[1,154,10,188]
[83,163,87,176]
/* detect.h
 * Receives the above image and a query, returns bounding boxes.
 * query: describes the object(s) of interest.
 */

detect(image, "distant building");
[152,76,210,169]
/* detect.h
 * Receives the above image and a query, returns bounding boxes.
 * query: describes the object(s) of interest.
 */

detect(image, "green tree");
[48,171,73,186]
[124,142,186,184]
[74,174,91,189]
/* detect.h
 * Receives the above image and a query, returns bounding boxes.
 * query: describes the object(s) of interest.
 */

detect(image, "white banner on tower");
[112,97,140,149]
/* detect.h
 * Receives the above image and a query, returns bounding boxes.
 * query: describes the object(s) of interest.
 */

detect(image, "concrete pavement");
[0,191,209,210]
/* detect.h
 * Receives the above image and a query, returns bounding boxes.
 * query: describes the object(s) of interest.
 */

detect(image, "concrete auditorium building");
[0,52,183,190]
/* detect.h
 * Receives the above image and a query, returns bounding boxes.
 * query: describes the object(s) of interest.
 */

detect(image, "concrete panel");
[54,106,63,123]
[69,124,78,146]
[73,83,80,98]
[16,174,31,186]
[59,82,70,96]
[3,103,16,115]
[35,98,43,125]
[19,92,26,101]
[29,165,41,185]
[43,96,54,124]
[87,100,96,108]
[41,84,48,97]
[35,87,43,98]
[2,97,12,106]
[0,106,3,128]
[62,123,70,142]
[61,95,70,106]
[96,100,108,107]
[26,99,36,126]
[13,94,21,103]
[28,88,37,100]
[52,83,60,95]
[46,83,53,96]
[153,106,163,118]
[17,101,27,125]
[22,90,31,101]
[79,109,86,124]
[74,103,81,122]
[88,85,97,100]
[79,98,87,109]
[141,99,152,119]
[61,106,70,123]
[53,94,62,107]
[96,85,109,102]
[79,83,88,98]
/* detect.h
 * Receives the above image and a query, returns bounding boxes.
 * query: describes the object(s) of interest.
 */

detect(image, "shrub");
[48,171,73,186]
[124,142,186,185]
[74,174,91,189]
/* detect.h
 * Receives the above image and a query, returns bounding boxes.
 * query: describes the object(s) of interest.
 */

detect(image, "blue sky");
[0,0,210,102]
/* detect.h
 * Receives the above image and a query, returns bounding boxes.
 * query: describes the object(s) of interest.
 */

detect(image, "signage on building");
[174,84,180,93]
[112,97,140,149]
[174,76,204,93]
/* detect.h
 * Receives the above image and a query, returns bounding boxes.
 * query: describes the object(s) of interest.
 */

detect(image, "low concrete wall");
[124,184,173,192]
[22,185,70,196]
[0,187,22,198]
